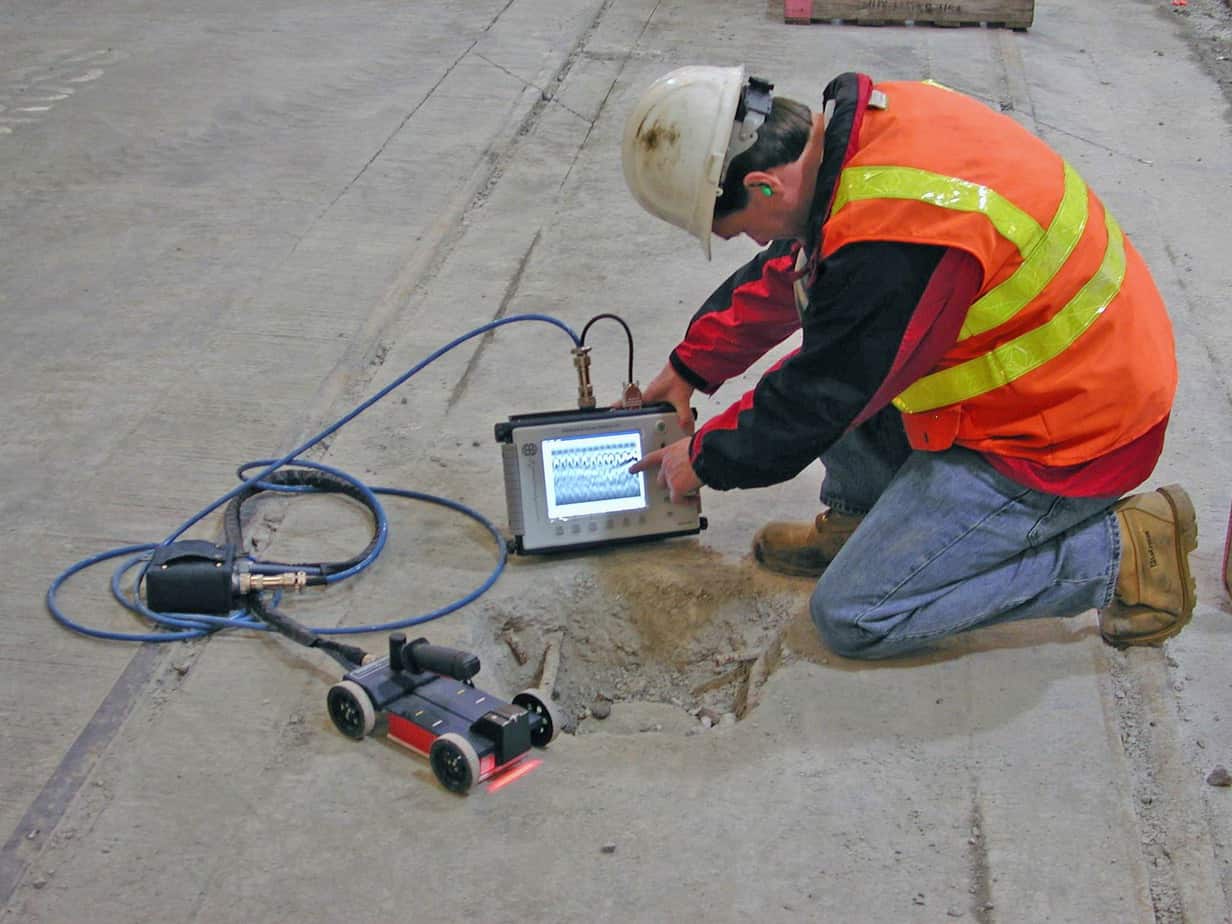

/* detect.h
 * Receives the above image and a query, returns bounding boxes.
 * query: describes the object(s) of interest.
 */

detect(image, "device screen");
[541,430,647,520]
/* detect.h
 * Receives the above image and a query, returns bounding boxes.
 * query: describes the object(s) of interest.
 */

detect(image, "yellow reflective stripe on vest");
[892,210,1126,413]
[961,162,1088,340]
[833,165,1043,254]
[832,162,1090,342]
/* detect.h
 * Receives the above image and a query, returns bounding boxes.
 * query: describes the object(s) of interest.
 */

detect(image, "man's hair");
[714,96,813,217]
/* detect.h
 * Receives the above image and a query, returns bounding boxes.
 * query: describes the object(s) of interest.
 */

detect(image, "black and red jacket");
[676,73,950,490]
[675,73,1162,497]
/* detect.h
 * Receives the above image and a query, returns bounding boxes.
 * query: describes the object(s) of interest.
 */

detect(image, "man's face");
[712,198,786,247]
[710,174,803,247]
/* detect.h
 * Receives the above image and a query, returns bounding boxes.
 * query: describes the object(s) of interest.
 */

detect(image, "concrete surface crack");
[992,28,1037,130]
[0,644,166,906]
[1032,118,1156,166]
[287,38,480,259]
[473,0,621,205]
[953,48,1153,167]
[482,0,519,33]
[1106,649,1188,923]
[1162,240,1232,410]
[281,4,613,457]
[967,797,993,923]
[446,229,542,410]
[473,53,594,123]
[558,0,663,191]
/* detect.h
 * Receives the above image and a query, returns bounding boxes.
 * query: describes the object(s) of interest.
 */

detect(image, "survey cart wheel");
[327,680,375,740]
[513,688,562,747]
[430,732,481,794]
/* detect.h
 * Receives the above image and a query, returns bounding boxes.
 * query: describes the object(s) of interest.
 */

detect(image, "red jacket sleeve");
[670,239,802,393]
[689,241,955,490]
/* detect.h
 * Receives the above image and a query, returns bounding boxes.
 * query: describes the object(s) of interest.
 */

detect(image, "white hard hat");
[622,66,772,259]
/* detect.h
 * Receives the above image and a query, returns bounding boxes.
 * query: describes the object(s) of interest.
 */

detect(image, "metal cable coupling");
[572,345,596,409]
[238,571,310,593]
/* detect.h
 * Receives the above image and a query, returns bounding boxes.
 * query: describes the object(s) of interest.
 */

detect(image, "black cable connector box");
[145,540,236,614]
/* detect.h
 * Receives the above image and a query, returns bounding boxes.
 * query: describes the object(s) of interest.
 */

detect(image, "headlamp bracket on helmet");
[721,76,775,185]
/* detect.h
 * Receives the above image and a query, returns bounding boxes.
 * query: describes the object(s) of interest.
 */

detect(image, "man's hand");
[642,362,696,435]
[629,437,701,504]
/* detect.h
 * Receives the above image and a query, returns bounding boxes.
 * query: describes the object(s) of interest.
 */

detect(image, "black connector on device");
[392,634,481,682]
[145,541,237,614]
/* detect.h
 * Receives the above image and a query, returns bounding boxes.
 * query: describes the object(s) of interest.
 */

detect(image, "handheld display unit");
[495,403,705,554]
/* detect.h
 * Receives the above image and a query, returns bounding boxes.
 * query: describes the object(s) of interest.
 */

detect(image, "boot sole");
[752,545,827,578]
[1101,483,1199,648]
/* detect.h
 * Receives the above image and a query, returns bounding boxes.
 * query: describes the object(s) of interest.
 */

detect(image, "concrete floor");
[2,0,1231,921]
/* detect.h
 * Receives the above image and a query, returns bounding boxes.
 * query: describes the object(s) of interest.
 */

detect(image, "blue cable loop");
[46,314,580,644]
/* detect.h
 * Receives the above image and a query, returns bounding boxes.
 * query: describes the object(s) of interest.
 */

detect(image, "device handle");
[404,637,481,681]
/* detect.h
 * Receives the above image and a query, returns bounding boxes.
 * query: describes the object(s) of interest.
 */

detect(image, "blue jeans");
[811,409,1122,659]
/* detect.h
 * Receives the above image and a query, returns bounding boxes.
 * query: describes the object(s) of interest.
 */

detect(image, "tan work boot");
[1098,484,1198,648]
[752,510,863,577]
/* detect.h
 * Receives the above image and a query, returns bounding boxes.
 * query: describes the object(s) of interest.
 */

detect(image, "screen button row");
[553,514,648,536]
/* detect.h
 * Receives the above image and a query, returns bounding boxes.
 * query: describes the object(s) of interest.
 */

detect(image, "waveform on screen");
[549,439,641,505]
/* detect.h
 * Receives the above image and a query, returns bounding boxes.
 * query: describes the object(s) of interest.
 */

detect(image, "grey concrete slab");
[2,0,1231,921]
[1,0,608,872]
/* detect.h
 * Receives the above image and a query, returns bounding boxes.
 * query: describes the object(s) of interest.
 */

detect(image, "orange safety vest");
[822,81,1176,466]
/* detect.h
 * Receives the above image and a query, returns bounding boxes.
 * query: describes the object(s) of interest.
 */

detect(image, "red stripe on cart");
[387,714,437,757]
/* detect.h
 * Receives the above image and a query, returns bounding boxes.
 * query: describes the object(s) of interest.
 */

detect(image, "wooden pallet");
[784,0,1033,29]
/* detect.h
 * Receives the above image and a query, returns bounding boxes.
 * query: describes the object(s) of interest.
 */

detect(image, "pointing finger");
[628,448,664,475]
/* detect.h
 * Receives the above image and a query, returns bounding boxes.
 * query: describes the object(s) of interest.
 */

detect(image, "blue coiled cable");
[46,314,581,644]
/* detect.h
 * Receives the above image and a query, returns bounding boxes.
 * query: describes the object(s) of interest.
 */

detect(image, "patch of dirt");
[475,543,810,730]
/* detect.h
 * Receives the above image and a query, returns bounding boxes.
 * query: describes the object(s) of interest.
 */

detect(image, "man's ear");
[744,171,782,199]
